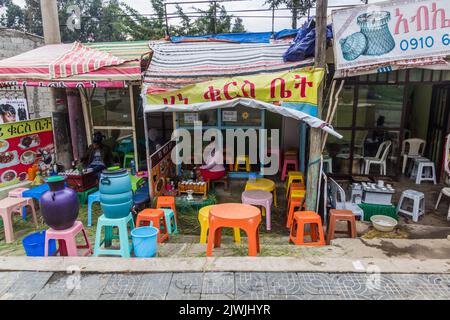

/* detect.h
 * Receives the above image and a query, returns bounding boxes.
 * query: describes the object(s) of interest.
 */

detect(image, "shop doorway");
[427,85,450,180]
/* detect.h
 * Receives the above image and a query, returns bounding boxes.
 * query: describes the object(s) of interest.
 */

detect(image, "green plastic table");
[358,203,398,221]
[175,194,217,212]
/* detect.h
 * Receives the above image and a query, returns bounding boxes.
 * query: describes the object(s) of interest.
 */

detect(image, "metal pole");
[164,3,170,37]
[213,1,217,34]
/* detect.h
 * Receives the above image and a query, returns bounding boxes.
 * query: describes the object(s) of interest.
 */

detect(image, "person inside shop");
[366,115,392,156]
[199,136,226,182]
[148,128,164,155]
[81,132,113,174]
[0,104,17,123]
[103,129,121,151]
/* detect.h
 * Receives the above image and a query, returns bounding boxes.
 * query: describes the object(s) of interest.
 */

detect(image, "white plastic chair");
[401,138,426,174]
[328,177,364,219]
[363,141,391,175]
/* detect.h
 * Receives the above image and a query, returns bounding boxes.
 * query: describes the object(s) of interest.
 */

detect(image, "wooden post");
[306,0,328,211]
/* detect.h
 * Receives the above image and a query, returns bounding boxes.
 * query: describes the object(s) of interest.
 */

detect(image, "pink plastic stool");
[281,155,299,181]
[9,188,30,220]
[45,221,92,256]
[0,197,38,243]
[241,190,273,230]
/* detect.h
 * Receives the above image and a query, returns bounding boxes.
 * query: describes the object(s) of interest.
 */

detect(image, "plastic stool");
[93,213,134,258]
[161,208,178,235]
[281,155,299,181]
[45,221,92,256]
[0,197,38,243]
[397,189,425,223]
[435,187,450,221]
[241,190,273,230]
[287,182,306,199]
[156,196,177,222]
[411,160,437,184]
[136,209,169,243]
[326,209,356,245]
[77,187,98,205]
[8,188,29,220]
[289,211,325,246]
[234,155,250,172]
[286,190,306,228]
[198,205,240,244]
[87,191,100,227]
[123,152,134,168]
[285,171,305,197]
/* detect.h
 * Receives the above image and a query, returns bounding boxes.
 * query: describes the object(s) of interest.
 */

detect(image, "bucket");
[99,168,131,194]
[131,226,159,258]
[101,200,133,219]
[22,231,56,256]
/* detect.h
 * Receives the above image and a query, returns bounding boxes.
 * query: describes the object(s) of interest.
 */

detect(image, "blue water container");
[131,226,159,258]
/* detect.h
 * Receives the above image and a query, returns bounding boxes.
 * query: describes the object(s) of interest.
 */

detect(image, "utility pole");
[306,0,328,211]
[40,0,73,169]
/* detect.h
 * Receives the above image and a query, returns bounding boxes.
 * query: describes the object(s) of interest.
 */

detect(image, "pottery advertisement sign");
[0,117,55,188]
[332,0,450,74]
[149,140,176,198]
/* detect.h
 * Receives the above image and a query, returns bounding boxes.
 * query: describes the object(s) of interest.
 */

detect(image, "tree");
[265,0,315,29]
[232,17,245,33]
[0,0,26,30]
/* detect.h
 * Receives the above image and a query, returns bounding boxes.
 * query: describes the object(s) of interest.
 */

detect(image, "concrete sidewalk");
[0,271,449,300]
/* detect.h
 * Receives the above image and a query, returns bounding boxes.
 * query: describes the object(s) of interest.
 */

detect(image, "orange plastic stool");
[156,196,177,221]
[286,196,306,228]
[287,182,305,199]
[206,203,261,257]
[289,211,325,246]
[136,209,169,243]
[326,209,357,245]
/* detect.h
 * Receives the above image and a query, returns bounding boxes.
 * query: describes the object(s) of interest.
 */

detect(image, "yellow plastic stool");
[290,189,306,200]
[234,155,251,172]
[245,178,278,207]
[286,171,305,197]
[198,205,241,244]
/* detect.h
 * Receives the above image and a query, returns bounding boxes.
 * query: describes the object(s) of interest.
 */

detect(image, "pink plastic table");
[0,197,37,243]
[241,190,273,231]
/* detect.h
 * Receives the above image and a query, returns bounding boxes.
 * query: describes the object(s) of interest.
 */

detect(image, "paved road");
[0,271,449,300]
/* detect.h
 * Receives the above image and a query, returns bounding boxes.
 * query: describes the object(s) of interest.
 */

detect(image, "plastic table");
[358,203,398,222]
[207,203,261,256]
[22,183,50,201]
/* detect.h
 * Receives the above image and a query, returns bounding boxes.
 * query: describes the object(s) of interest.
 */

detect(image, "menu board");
[0,117,55,187]
[149,140,176,198]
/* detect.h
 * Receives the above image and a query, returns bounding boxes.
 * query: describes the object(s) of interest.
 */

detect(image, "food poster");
[0,117,55,187]
[149,140,176,198]
[0,98,29,124]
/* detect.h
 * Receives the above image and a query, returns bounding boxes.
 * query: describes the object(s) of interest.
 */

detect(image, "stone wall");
[0,28,52,119]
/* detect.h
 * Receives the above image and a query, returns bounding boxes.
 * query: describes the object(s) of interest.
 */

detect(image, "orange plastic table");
[206,203,261,257]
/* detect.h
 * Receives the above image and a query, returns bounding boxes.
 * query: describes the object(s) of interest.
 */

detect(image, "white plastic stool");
[411,159,437,184]
[397,189,425,222]
[435,187,450,221]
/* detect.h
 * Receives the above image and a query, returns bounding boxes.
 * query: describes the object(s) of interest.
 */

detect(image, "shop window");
[91,88,132,126]
[332,85,354,128]
[397,70,406,82]
[94,129,134,166]
[356,85,403,128]
[178,110,217,127]
[409,69,423,82]
[423,70,432,82]
[432,70,442,82]
[325,129,352,174]
[221,105,262,127]
[442,71,450,81]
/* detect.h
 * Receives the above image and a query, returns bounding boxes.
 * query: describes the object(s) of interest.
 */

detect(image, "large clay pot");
[40,176,79,230]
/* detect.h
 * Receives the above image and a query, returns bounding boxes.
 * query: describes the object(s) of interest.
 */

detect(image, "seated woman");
[81,132,113,175]
[199,137,226,182]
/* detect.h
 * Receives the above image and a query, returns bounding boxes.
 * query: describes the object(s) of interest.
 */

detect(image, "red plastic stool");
[45,221,92,256]
[136,209,169,243]
[326,209,357,245]
[289,211,325,246]
[156,196,177,222]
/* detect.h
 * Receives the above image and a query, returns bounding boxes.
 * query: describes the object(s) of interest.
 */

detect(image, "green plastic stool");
[77,186,99,205]
[123,152,134,168]
[93,213,135,258]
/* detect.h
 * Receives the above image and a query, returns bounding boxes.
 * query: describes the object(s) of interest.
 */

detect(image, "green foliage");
[1,0,246,42]
[265,0,315,28]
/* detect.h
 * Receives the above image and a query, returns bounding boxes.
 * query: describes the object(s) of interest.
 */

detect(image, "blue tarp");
[283,18,333,62]
[170,29,300,44]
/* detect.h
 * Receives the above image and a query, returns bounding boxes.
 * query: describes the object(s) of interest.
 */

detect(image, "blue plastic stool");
[161,208,178,235]
[87,191,101,227]
[93,213,135,258]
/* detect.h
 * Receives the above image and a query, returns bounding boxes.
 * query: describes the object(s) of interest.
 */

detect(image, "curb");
[0,256,449,274]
